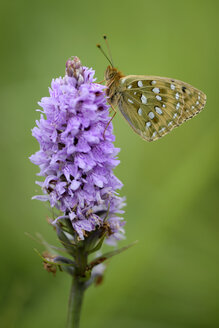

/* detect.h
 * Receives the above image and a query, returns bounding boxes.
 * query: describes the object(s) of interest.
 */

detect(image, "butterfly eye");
[105,66,118,81]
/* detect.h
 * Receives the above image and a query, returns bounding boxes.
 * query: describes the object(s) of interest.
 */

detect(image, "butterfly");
[97,36,207,142]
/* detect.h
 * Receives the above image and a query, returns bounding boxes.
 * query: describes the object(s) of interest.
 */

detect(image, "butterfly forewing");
[118,75,206,141]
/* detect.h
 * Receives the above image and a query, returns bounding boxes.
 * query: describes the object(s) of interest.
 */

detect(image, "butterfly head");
[105,65,123,81]
[97,36,124,82]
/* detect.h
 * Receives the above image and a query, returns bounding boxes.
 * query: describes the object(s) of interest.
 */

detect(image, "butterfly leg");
[98,79,106,84]
[103,105,117,139]
[110,103,117,114]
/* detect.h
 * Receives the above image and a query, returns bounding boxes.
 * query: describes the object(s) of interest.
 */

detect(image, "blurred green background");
[1,0,219,327]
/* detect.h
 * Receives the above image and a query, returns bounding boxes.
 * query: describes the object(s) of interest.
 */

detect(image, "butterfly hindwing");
[118,75,206,141]
[176,81,206,125]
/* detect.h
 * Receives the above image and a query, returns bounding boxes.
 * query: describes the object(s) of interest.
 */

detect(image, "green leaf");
[34,248,75,267]
[87,241,138,270]
[25,232,66,254]
[87,232,106,255]
[55,225,76,256]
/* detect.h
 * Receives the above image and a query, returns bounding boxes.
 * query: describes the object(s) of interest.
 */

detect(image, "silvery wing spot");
[118,75,191,141]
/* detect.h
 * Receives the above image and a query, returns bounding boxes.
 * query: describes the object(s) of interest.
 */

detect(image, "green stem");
[67,276,85,328]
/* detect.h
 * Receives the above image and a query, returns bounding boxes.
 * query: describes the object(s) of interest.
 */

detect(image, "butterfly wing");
[118,75,206,141]
[176,80,206,125]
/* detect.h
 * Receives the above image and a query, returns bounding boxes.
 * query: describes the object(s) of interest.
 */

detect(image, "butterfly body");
[105,66,124,106]
[105,65,207,142]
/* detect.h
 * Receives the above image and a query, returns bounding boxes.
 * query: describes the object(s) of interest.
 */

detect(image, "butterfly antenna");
[103,35,114,67]
[96,44,113,67]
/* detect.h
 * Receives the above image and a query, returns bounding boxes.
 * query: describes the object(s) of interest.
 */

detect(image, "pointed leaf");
[25,232,66,254]
[55,224,76,256]
[34,248,75,267]
[88,241,138,270]
[87,232,106,255]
